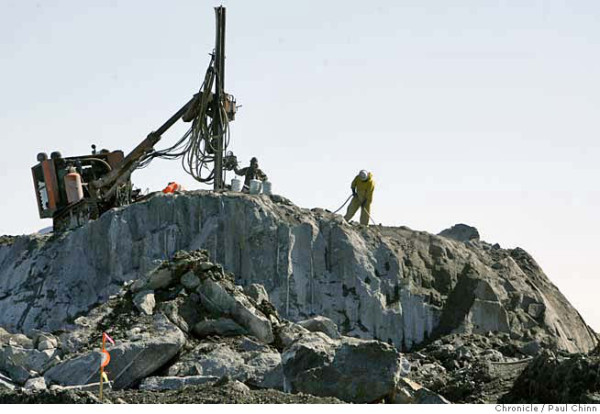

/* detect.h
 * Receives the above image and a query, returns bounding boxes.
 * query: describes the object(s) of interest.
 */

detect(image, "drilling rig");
[31,7,239,232]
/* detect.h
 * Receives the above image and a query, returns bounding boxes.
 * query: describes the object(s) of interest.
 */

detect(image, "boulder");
[438,224,480,242]
[181,271,201,291]
[36,334,58,351]
[24,376,47,391]
[132,267,175,292]
[244,284,269,304]
[298,316,341,339]
[275,322,311,348]
[196,277,274,344]
[133,290,156,316]
[282,332,402,403]
[193,318,247,338]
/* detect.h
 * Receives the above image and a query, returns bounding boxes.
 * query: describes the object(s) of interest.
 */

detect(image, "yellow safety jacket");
[351,172,375,204]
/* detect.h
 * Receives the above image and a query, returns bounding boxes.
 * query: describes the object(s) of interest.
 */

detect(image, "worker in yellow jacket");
[344,170,375,225]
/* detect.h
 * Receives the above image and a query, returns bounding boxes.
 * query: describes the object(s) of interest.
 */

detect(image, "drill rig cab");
[32,148,133,232]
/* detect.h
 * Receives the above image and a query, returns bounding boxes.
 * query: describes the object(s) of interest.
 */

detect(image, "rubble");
[500,350,600,403]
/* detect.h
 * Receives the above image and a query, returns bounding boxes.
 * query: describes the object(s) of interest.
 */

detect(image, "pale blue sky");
[1,1,598,331]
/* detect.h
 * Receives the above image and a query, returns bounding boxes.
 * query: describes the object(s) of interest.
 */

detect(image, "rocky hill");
[0,191,598,403]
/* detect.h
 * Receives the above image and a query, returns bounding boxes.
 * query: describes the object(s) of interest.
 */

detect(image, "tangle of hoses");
[136,55,231,184]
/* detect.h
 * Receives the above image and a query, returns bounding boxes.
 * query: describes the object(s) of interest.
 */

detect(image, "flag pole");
[100,333,105,403]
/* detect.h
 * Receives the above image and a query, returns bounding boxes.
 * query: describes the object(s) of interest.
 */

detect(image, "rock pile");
[0,249,444,404]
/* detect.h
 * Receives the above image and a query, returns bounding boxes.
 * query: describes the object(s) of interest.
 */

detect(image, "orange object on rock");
[162,182,184,194]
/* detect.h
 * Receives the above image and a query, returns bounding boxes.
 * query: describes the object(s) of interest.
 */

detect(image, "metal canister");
[64,168,84,203]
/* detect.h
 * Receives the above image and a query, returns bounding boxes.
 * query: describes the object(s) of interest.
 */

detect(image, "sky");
[0,1,598,332]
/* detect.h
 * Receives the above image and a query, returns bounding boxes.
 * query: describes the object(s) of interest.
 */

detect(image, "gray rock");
[392,377,450,404]
[132,268,174,292]
[227,379,250,394]
[196,277,274,343]
[140,375,218,391]
[45,314,185,389]
[0,345,59,384]
[244,284,269,304]
[181,271,201,290]
[298,316,341,339]
[166,339,284,390]
[521,340,542,356]
[37,334,58,351]
[276,323,310,348]
[193,318,247,338]
[133,290,156,315]
[24,376,47,391]
[414,387,452,404]
[9,334,34,349]
[282,332,402,403]
[438,223,480,242]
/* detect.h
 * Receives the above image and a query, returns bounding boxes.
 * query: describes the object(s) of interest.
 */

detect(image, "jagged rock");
[133,290,155,316]
[391,377,449,404]
[414,387,451,404]
[193,318,247,338]
[196,277,274,344]
[275,322,311,348]
[132,268,175,292]
[24,377,47,391]
[166,338,284,390]
[8,334,34,349]
[244,284,269,304]
[282,332,402,403]
[298,316,341,339]
[438,224,480,242]
[181,271,200,291]
[45,314,185,389]
[140,375,218,391]
[0,192,596,355]
[35,334,58,351]
[0,343,60,385]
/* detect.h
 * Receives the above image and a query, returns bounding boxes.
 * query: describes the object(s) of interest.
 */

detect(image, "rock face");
[0,191,596,356]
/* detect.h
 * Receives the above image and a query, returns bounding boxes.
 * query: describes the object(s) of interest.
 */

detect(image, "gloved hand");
[352,188,357,197]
